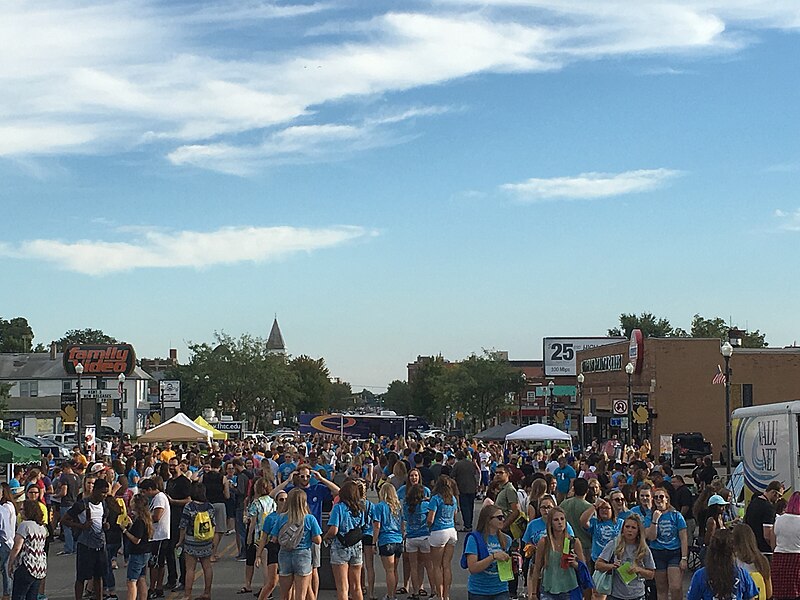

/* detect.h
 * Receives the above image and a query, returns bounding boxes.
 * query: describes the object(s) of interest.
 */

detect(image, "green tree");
[608,312,680,338]
[689,314,768,347]
[329,381,354,412]
[382,380,413,415]
[409,356,450,424]
[290,356,333,413]
[53,328,120,351]
[0,317,35,352]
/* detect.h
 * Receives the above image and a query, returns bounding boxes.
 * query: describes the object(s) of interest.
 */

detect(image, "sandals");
[418,591,428,597]
[237,588,252,595]
[396,588,408,595]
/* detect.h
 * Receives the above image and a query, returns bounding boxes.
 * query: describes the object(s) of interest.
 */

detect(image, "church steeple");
[266,316,286,355]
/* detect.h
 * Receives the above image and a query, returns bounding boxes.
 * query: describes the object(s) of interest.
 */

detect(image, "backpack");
[277,518,305,551]
[193,507,214,542]
[460,531,490,569]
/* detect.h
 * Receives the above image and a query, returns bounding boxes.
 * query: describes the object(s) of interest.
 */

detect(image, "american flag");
[712,365,727,385]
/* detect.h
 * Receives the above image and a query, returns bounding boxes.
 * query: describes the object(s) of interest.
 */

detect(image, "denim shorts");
[330,540,363,566]
[76,544,108,582]
[469,592,510,600]
[127,553,150,581]
[651,548,681,571]
[278,548,313,576]
[541,591,576,600]
[378,543,403,557]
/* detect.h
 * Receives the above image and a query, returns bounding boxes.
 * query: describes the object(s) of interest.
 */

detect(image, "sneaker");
[56,550,73,556]
[164,582,176,591]
[37,594,48,600]
[106,595,119,600]
[236,555,247,562]
[171,585,185,593]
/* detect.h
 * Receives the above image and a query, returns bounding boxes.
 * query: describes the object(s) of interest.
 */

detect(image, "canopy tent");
[194,415,228,440]
[0,438,42,464]
[474,421,520,441]
[505,423,572,442]
[138,412,211,443]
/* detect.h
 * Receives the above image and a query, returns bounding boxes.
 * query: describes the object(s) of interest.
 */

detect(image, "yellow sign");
[150,412,161,425]
[60,405,77,424]
[633,406,649,424]
[555,410,566,424]
[456,412,464,420]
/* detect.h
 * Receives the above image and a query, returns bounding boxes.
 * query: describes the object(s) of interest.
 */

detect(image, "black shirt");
[744,495,776,554]
[166,475,192,530]
[203,470,226,504]
[672,484,694,521]
[128,517,151,554]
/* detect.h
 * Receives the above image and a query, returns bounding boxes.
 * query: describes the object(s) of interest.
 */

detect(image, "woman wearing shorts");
[177,482,215,600]
[398,469,431,596]
[356,480,379,600]
[242,478,276,595]
[374,484,404,600]
[427,476,458,600]
[324,480,366,600]
[645,487,687,600]
[403,484,432,600]
[122,494,152,600]
[255,490,287,600]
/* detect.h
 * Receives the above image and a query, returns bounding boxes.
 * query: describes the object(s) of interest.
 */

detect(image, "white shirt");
[774,513,800,553]
[0,502,16,549]
[479,452,491,471]
[150,491,171,541]
[546,460,559,474]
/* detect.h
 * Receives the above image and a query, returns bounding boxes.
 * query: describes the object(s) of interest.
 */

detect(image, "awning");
[474,421,520,441]
[138,413,211,443]
[194,415,228,440]
[0,438,43,464]
[506,423,572,442]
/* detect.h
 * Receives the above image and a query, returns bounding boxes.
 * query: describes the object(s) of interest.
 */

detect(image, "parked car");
[672,432,712,467]
[16,435,70,460]
[419,429,448,439]
[41,433,77,445]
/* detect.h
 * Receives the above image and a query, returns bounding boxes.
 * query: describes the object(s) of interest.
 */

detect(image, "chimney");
[169,348,178,364]
[50,342,57,360]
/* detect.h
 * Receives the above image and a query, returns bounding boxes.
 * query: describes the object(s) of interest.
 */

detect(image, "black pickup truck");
[672,432,712,467]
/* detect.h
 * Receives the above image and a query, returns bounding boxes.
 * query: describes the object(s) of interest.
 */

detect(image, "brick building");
[577,337,800,456]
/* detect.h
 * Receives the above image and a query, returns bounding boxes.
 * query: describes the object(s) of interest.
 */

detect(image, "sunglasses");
[612,498,625,502]
[492,515,504,521]
[653,495,667,500]
[277,497,287,502]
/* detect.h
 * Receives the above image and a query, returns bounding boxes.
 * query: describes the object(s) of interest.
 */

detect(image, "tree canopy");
[53,328,120,351]
[608,312,768,347]
[0,317,35,353]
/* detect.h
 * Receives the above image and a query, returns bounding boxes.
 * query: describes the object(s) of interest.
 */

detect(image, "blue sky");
[2,1,800,391]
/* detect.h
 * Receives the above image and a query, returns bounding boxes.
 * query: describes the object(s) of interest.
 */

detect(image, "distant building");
[0,347,151,436]
[267,318,286,355]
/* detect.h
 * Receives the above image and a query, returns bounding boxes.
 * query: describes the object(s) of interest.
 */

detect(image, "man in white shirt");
[140,478,171,599]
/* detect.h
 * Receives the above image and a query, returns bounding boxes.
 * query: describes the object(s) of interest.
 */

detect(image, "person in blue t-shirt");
[553,456,576,502]
[402,484,431,598]
[254,490,287,600]
[579,499,624,561]
[323,481,368,600]
[278,455,296,483]
[647,486,688,600]
[373,484,404,600]
[688,529,758,600]
[464,505,512,598]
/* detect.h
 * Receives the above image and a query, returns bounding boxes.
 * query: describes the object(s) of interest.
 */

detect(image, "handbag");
[592,569,613,595]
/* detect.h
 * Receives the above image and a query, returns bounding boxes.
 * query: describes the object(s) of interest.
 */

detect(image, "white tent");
[505,423,572,442]
[138,412,211,443]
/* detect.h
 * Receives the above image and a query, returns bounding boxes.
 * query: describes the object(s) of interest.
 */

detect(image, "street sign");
[584,415,598,424]
[211,420,244,433]
[613,399,628,415]
[620,417,629,429]
[543,337,624,376]
[160,380,181,407]
[610,418,621,427]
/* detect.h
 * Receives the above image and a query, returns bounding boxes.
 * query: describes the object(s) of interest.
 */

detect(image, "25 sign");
[543,337,623,376]
[549,342,574,361]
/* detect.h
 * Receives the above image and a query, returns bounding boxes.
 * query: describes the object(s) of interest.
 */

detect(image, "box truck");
[732,400,800,497]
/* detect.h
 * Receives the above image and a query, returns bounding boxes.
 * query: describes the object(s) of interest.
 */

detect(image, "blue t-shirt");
[687,566,758,600]
[262,511,282,535]
[397,485,431,502]
[428,494,457,531]
[127,469,140,487]
[328,502,366,536]
[554,465,576,494]
[269,513,322,550]
[649,510,686,551]
[284,484,332,528]
[278,462,296,482]
[630,506,653,528]
[362,500,376,537]
[402,500,430,539]
[587,517,624,561]
[522,517,574,545]
[465,533,511,595]
[372,501,403,546]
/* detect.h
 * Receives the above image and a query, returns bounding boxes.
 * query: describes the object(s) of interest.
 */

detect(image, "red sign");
[628,329,644,374]
[63,344,136,376]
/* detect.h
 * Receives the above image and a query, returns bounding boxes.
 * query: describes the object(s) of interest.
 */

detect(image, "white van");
[732,400,800,498]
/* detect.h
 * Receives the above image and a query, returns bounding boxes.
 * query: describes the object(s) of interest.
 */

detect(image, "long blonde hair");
[543,506,571,568]
[286,488,310,525]
[615,514,650,565]
[131,493,154,541]
[379,482,402,516]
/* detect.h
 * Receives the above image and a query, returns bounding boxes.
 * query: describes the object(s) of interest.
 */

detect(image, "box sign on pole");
[543,337,624,376]
[63,344,137,376]
[159,380,181,407]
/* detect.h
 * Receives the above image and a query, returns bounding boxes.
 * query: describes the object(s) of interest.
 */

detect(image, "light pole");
[548,380,555,427]
[75,362,84,447]
[577,373,585,452]
[518,373,527,425]
[721,341,734,479]
[117,373,126,436]
[625,362,634,447]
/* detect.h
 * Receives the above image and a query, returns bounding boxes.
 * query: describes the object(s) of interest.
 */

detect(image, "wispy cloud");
[0,225,376,275]
[775,209,800,231]
[2,2,800,171]
[765,162,800,173]
[501,168,682,201]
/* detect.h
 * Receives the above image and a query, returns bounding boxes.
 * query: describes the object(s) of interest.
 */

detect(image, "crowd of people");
[0,432,798,600]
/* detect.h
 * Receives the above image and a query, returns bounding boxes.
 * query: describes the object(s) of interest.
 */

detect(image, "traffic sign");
[613,399,628,415]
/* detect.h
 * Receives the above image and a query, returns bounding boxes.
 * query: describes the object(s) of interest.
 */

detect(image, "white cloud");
[775,208,800,231]
[0,225,375,275]
[2,2,800,171]
[501,168,682,201]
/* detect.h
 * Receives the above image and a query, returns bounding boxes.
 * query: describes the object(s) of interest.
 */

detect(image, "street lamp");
[117,373,126,435]
[625,362,634,447]
[548,380,555,427]
[577,373,585,452]
[75,362,84,447]
[721,341,734,479]
[518,373,527,426]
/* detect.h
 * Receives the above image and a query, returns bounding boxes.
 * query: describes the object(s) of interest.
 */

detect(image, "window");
[526,391,536,401]
[742,384,753,407]
[62,380,72,392]
[19,381,38,397]
[97,378,107,390]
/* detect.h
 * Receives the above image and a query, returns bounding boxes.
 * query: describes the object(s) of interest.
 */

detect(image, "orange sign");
[63,344,136,376]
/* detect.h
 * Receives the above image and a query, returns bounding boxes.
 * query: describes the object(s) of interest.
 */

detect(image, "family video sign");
[63,344,137,376]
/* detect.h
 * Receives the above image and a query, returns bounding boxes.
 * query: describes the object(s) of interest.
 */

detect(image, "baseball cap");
[90,463,108,475]
[707,494,729,507]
